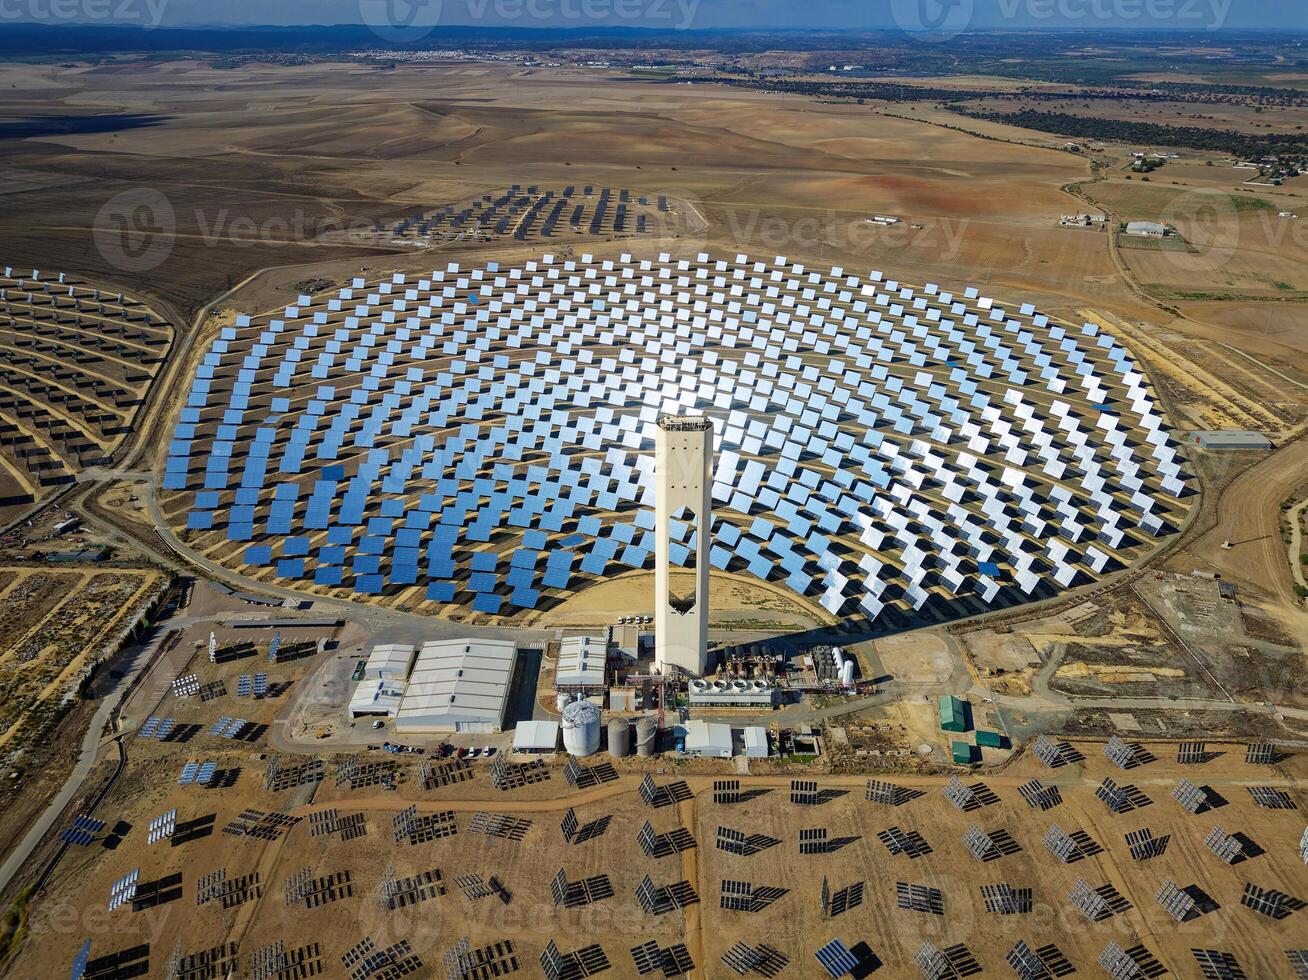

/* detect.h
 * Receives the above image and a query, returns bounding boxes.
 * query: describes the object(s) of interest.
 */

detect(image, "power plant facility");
[687,678,776,709]
[14,32,1308,980]
[653,414,714,677]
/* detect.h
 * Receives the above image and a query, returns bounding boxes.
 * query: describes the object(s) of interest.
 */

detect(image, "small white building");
[349,678,406,718]
[743,726,770,758]
[512,719,560,754]
[1059,213,1108,227]
[395,638,518,734]
[683,719,733,758]
[364,642,416,681]
[1124,221,1171,238]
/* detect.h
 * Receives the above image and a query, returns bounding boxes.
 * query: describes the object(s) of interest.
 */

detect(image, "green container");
[951,741,976,765]
[975,730,1007,748]
[938,695,967,733]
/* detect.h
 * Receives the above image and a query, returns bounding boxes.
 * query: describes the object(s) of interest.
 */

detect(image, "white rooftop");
[556,634,607,688]
[349,678,405,717]
[395,638,517,732]
[743,726,768,758]
[513,719,560,752]
[364,642,416,681]
[684,719,733,758]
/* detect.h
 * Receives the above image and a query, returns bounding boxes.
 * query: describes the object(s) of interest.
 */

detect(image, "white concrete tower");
[654,414,713,677]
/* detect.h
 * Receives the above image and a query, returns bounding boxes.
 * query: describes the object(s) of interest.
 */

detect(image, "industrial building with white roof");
[394,637,519,734]
[555,634,608,692]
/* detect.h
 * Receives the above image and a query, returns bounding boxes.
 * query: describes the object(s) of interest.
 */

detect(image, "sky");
[4,0,1299,32]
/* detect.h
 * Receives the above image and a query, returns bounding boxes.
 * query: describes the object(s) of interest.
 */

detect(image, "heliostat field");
[162,252,1192,624]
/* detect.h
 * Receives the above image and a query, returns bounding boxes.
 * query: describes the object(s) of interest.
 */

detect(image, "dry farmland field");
[0,60,1144,323]
[0,566,166,747]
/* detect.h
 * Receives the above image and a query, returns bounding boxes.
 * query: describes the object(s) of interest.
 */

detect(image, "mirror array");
[0,266,171,512]
[165,251,1191,624]
[366,185,679,246]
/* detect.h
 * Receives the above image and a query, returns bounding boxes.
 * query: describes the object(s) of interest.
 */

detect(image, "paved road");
[1189,427,1308,603]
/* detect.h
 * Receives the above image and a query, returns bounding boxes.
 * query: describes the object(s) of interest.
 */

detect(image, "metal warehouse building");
[363,642,417,681]
[349,678,405,719]
[1193,430,1272,451]
[394,638,518,734]
[555,634,608,694]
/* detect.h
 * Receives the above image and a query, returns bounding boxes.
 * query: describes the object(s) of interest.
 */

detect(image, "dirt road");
[1189,428,1308,602]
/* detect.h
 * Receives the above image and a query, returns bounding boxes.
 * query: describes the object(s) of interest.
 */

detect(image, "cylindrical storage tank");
[840,660,855,688]
[635,716,659,757]
[561,699,601,757]
[608,718,631,758]
[556,692,573,712]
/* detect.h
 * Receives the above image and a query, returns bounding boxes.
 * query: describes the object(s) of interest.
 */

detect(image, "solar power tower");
[654,415,714,677]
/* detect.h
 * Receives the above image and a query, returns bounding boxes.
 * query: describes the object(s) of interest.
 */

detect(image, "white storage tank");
[561,699,601,757]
